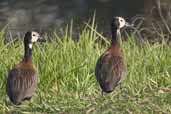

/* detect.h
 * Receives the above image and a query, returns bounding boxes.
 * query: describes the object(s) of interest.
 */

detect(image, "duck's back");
[95,48,126,93]
[6,63,37,104]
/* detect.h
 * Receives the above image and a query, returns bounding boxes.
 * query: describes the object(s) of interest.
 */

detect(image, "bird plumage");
[95,17,131,94]
[6,31,46,105]
[95,44,126,93]
[6,62,36,104]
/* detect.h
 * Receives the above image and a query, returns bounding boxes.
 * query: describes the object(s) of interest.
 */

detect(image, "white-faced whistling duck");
[6,31,46,105]
[95,17,133,95]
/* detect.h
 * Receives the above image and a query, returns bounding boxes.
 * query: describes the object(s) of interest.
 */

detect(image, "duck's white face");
[28,31,40,49]
[117,16,133,29]
[117,17,126,28]
[31,31,40,43]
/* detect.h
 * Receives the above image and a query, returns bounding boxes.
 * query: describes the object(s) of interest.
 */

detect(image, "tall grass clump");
[0,18,171,114]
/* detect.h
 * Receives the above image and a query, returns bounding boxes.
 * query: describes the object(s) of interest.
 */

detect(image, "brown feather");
[6,60,37,105]
[6,31,45,104]
[95,45,126,93]
[95,17,129,94]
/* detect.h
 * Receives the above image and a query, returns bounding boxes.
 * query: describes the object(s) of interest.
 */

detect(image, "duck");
[95,17,132,95]
[6,31,46,105]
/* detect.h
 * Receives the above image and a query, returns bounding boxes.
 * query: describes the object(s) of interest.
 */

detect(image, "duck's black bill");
[125,22,134,27]
[37,37,47,42]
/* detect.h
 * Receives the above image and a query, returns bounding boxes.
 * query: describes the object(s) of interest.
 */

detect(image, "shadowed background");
[0,0,170,39]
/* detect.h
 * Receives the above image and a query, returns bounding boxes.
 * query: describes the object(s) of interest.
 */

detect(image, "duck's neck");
[23,43,32,62]
[111,29,120,47]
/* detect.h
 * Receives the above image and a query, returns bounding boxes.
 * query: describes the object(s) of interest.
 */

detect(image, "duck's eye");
[120,20,123,22]
[33,34,35,36]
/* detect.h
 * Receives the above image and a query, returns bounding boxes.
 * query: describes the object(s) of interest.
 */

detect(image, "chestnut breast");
[6,60,37,104]
[95,46,126,93]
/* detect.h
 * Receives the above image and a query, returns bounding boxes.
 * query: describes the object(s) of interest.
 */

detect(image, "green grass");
[0,21,171,114]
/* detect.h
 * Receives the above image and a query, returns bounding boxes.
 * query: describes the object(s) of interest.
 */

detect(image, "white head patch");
[29,43,32,49]
[117,17,126,29]
[31,31,40,42]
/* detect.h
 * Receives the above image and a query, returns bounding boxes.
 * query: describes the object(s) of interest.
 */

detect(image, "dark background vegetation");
[0,0,148,36]
[0,0,171,41]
